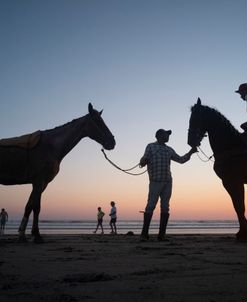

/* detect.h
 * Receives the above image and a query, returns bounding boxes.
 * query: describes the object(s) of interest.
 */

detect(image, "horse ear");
[197,98,202,105]
[99,110,103,116]
[88,103,93,115]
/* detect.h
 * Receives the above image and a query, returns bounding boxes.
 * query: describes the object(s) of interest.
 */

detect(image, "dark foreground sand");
[1,234,247,302]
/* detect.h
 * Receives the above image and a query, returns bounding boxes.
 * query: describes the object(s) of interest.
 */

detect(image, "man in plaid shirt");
[139,129,197,241]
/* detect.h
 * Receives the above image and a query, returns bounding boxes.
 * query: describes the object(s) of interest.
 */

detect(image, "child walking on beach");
[109,201,117,234]
[93,207,105,234]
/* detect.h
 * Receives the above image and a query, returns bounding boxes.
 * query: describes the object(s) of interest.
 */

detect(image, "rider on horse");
[236,83,247,132]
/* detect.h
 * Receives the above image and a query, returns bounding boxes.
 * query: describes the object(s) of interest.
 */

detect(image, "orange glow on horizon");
[0,152,240,222]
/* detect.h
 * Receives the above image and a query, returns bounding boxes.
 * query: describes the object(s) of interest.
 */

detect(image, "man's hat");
[235,83,247,94]
[156,129,172,138]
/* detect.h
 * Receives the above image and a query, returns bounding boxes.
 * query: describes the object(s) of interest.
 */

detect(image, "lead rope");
[101,149,147,176]
[197,146,214,162]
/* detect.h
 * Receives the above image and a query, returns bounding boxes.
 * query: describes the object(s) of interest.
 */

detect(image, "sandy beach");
[1,234,247,302]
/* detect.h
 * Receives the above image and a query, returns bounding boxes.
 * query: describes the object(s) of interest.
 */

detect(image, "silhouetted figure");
[93,207,105,234]
[109,201,117,234]
[188,98,247,241]
[0,208,8,235]
[140,129,196,241]
[235,83,247,132]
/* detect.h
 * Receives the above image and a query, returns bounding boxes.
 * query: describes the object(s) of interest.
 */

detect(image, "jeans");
[145,180,172,214]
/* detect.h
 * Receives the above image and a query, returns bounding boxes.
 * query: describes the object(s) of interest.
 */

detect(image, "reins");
[101,149,147,176]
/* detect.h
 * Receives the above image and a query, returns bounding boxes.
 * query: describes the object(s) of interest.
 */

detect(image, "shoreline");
[0,228,240,235]
[2,218,239,236]
[2,234,247,301]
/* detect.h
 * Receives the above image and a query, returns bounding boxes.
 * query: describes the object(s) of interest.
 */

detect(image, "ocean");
[2,219,239,235]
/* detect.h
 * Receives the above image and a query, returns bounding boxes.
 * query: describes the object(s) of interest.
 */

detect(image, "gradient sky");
[0,0,246,221]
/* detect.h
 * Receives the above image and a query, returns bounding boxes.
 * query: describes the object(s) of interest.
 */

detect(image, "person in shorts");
[109,201,117,234]
[93,207,105,234]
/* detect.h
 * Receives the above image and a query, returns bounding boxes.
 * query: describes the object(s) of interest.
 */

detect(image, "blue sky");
[0,0,247,220]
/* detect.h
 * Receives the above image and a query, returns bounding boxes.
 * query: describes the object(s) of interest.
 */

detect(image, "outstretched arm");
[188,147,198,156]
[171,146,197,163]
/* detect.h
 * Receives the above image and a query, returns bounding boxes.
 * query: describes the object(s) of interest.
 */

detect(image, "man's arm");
[171,147,197,163]
[188,147,197,156]
[139,145,150,167]
[139,156,148,167]
[109,210,116,216]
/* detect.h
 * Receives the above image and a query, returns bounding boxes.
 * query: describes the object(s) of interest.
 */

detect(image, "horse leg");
[18,190,35,242]
[222,180,247,240]
[31,182,47,244]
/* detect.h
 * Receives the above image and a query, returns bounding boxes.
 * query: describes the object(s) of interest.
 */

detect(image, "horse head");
[188,98,207,147]
[87,103,116,150]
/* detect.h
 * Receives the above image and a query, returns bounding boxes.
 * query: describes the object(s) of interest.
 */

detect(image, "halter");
[88,112,115,148]
[188,127,214,162]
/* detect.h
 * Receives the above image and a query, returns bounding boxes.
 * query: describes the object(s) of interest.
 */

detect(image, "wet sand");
[1,234,247,302]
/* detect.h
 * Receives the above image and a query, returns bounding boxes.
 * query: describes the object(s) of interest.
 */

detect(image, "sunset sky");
[0,0,246,221]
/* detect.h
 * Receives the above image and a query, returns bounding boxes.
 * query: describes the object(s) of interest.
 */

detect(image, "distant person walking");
[0,208,8,235]
[139,129,197,241]
[93,207,105,234]
[235,83,247,131]
[109,201,117,234]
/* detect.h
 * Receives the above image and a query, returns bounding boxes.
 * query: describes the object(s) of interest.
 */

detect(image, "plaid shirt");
[141,142,191,182]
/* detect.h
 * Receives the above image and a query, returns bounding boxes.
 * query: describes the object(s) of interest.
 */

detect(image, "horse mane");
[43,114,89,134]
[202,105,240,135]
[44,106,103,133]
[191,103,240,136]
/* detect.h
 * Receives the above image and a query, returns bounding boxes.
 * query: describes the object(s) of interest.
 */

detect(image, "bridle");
[188,127,214,162]
[88,112,115,147]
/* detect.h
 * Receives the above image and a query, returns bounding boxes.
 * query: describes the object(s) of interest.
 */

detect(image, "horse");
[188,98,247,241]
[0,103,115,243]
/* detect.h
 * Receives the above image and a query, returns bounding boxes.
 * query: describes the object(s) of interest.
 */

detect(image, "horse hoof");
[236,237,247,242]
[236,231,247,242]
[18,235,28,243]
[33,236,44,244]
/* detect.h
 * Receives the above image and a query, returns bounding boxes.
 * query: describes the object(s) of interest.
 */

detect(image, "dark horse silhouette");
[0,103,115,243]
[188,98,247,241]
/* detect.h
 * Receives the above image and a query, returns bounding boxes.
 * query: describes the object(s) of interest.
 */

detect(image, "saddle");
[0,130,41,149]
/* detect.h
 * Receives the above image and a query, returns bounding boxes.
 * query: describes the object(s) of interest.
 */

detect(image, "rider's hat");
[235,83,247,94]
